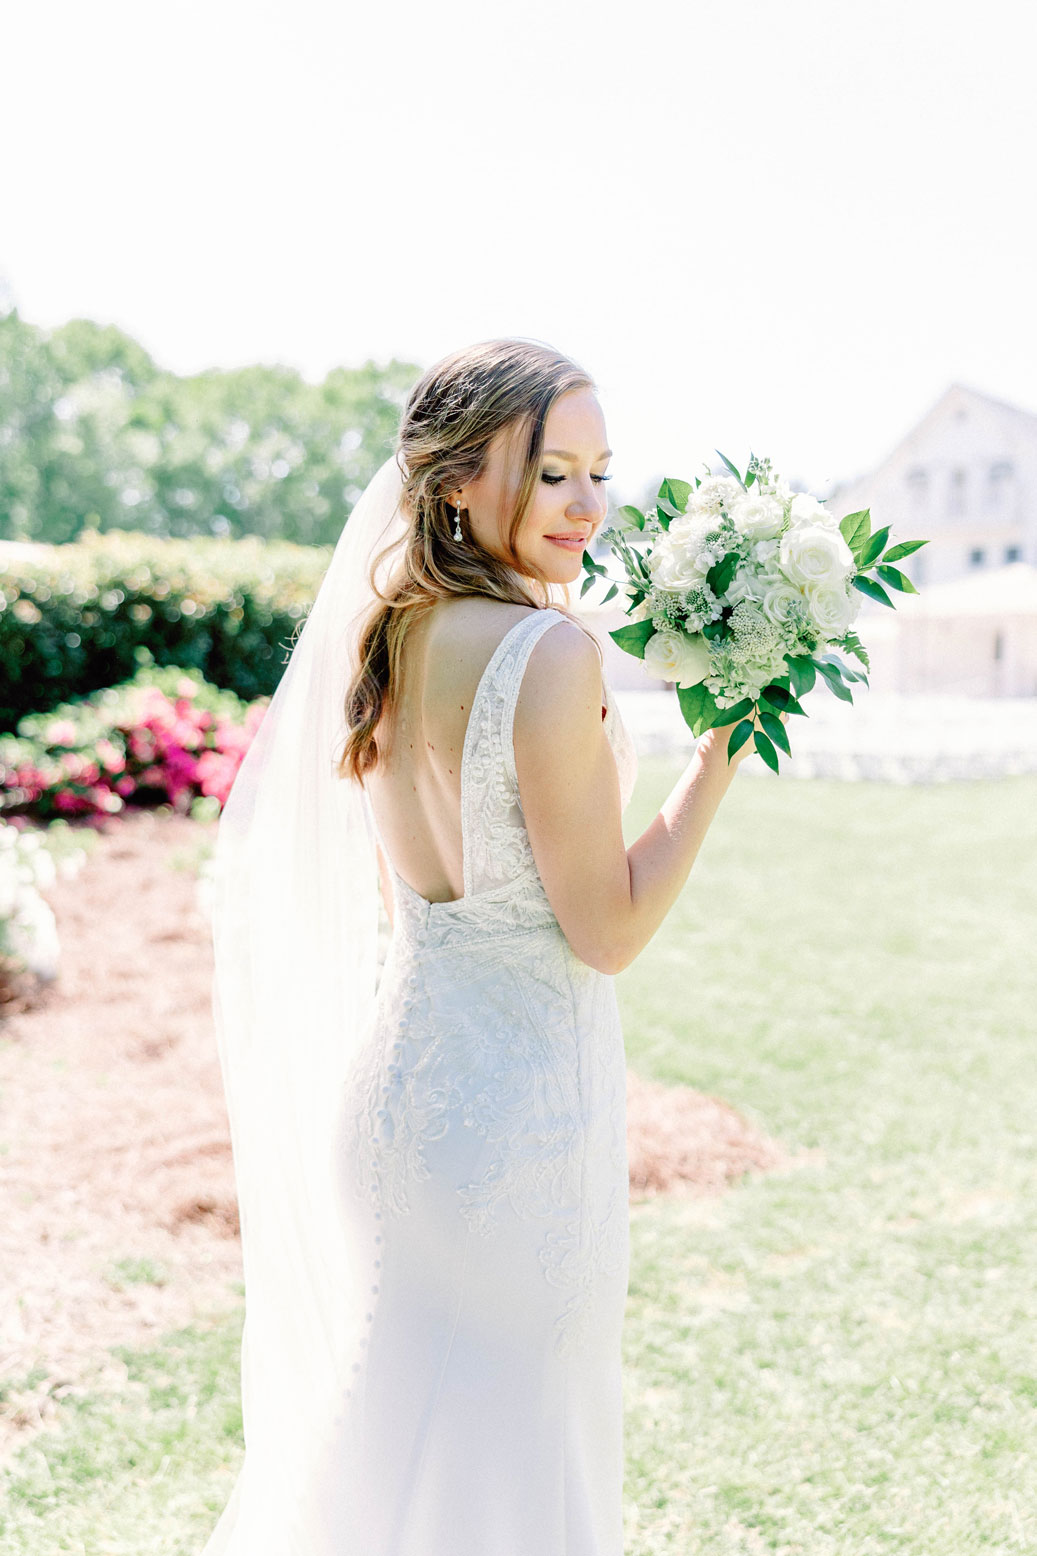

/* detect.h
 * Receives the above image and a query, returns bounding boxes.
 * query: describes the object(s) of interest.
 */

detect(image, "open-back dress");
[303,606,638,1554]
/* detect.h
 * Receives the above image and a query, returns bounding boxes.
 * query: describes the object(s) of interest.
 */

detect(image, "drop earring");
[453,504,464,542]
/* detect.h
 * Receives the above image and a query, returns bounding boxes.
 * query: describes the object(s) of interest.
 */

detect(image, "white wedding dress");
[203,605,639,1555]
[320,607,639,1555]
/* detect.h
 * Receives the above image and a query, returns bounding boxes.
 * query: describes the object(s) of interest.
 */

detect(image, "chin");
[535,544,585,587]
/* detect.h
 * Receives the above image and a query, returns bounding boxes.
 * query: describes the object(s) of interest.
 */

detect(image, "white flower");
[760,579,805,626]
[805,580,861,634]
[689,475,743,517]
[643,628,712,688]
[646,542,698,592]
[724,564,763,607]
[778,523,854,589]
[726,601,781,663]
[729,493,784,541]
[790,492,838,529]
[647,517,723,591]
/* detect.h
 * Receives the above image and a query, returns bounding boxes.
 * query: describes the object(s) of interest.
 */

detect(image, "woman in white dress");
[203,338,760,1555]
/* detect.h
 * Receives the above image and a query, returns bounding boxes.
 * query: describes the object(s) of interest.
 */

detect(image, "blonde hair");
[338,338,599,782]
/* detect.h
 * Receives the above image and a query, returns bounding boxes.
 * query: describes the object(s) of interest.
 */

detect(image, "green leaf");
[882,537,929,563]
[715,450,745,486]
[675,681,721,736]
[753,728,780,773]
[839,509,871,551]
[851,574,895,609]
[838,631,871,670]
[579,573,595,598]
[657,496,682,520]
[601,583,618,603]
[859,524,891,568]
[876,563,918,594]
[581,548,605,575]
[727,719,755,762]
[659,477,693,513]
[705,551,739,596]
[814,659,856,703]
[609,619,657,657]
[761,684,807,717]
[708,696,755,728]
[759,690,809,718]
[816,652,867,684]
[744,469,757,489]
[618,505,646,530]
[784,654,817,698]
[758,708,791,755]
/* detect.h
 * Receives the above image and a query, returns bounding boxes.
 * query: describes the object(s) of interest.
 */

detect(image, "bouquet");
[581,452,928,771]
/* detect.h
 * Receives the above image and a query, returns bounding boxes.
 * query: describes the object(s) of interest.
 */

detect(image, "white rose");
[805,580,861,635]
[778,523,854,588]
[643,628,712,688]
[729,493,784,541]
[645,542,690,592]
[760,579,805,626]
[790,492,838,529]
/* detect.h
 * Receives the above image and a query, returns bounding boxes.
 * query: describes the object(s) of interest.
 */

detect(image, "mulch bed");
[0,809,788,1458]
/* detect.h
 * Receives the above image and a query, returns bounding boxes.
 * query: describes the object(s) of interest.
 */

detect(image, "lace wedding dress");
[327,606,639,1555]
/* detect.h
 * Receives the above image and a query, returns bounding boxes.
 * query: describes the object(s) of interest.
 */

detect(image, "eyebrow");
[543,448,613,460]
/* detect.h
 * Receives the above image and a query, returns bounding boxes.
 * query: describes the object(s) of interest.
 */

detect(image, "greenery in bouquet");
[582,453,929,771]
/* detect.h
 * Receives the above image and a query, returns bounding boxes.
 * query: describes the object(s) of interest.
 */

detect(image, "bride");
[203,338,762,1555]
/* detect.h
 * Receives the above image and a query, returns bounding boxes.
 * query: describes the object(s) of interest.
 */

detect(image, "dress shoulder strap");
[460,607,570,896]
[499,607,577,795]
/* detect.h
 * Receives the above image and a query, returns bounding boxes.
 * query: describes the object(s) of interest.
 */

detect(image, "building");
[827,383,1037,588]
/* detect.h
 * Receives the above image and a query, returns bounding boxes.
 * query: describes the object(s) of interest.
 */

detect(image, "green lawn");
[4,764,1035,1554]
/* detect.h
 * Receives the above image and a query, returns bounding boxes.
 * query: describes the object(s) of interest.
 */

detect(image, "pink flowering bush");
[0,663,268,824]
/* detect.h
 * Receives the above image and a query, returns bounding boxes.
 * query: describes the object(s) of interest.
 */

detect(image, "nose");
[567,475,606,520]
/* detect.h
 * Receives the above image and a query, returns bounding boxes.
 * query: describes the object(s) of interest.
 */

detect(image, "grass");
[3,764,1035,1553]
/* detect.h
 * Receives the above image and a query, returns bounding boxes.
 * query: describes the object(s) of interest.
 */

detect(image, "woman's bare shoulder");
[514,614,604,731]
[424,596,543,667]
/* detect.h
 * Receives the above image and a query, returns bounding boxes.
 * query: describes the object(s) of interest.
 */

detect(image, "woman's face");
[452,386,612,585]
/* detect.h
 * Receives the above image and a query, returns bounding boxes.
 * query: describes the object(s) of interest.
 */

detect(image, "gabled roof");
[830,382,1037,497]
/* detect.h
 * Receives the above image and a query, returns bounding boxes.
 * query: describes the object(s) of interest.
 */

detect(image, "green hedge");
[0,531,332,732]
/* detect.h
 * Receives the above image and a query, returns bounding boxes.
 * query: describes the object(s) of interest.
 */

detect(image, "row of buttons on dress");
[344,919,430,1408]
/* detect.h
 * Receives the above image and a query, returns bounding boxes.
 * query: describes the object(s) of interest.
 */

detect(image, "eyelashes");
[540,474,612,486]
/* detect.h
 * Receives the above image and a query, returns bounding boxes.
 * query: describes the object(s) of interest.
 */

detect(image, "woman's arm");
[514,618,755,976]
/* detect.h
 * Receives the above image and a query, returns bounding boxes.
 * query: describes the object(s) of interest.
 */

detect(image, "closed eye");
[541,474,612,485]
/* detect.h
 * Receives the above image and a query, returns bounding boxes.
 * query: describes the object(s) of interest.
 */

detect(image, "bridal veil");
[203,453,410,1549]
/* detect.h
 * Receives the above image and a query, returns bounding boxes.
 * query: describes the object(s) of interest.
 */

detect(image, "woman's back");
[363,597,611,907]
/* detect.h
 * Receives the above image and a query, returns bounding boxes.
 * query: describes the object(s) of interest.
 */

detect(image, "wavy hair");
[338,338,600,782]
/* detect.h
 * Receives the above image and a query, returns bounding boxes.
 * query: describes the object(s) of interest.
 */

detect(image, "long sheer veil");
[202,453,410,1551]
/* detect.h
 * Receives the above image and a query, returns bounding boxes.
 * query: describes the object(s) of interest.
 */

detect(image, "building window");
[969,547,985,566]
[906,467,927,502]
[1005,545,1022,563]
[989,461,1014,510]
[949,468,967,515]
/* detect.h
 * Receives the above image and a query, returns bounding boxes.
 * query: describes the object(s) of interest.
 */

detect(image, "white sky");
[2,0,1035,500]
